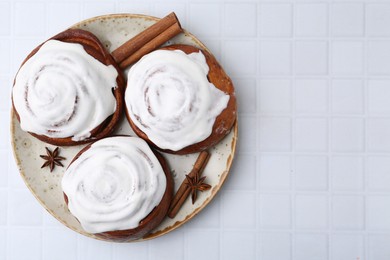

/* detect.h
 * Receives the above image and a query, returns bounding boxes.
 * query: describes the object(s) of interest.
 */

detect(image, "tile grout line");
[362,2,369,259]
[255,3,261,260]
[327,2,332,258]
[290,2,296,259]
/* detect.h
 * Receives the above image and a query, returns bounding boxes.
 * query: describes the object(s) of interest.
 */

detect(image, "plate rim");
[10,13,238,242]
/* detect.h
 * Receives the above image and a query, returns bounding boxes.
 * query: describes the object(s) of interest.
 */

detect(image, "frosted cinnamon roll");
[62,136,173,242]
[12,29,124,146]
[125,45,236,154]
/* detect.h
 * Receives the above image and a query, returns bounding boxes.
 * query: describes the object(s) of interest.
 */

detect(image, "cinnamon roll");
[12,29,124,146]
[62,136,173,242]
[125,44,237,154]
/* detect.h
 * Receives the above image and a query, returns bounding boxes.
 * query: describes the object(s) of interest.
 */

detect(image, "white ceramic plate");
[10,14,238,242]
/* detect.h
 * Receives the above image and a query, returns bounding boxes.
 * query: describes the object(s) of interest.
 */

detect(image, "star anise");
[40,147,66,172]
[185,172,212,204]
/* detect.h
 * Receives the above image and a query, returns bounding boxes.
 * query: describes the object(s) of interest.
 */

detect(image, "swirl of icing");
[61,136,166,233]
[12,40,118,141]
[125,49,230,151]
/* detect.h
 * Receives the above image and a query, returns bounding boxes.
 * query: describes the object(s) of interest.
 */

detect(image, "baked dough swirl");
[12,29,124,146]
[62,136,169,237]
[125,46,235,153]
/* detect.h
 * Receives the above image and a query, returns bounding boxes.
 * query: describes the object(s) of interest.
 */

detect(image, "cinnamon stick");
[111,12,182,68]
[168,151,210,219]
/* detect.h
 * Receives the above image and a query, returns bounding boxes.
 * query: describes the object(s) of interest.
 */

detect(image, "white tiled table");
[2,0,390,259]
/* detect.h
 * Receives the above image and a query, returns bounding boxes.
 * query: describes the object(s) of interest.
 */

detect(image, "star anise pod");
[185,172,212,204]
[40,147,66,172]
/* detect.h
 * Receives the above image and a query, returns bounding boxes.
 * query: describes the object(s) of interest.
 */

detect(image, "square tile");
[367,156,390,191]
[331,156,363,191]
[367,195,390,230]
[0,2,10,35]
[0,77,11,111]
[368,41,390,75]
[0,110,8,124]
[79,236,112,260]
[189,4,221,37]
[47,3,81,36]
[0,190,6,225]
[8,228,42,260]
[226,155,256,190]
[259,4,292,37]
[295,3,328,37]
[0,112,8,148]
[117,3,151,14]
[83,2,116,18]
[368,80,390,114]
[331,41,364,75]
[259,233,291,260]
[233,78,256,113]
[43,228,77,260]
[43,211,62,227]
[221,231,256,260]
[0,40,10,74]
[222,191,256,229]
[12,38,44,71]
[113,240,147,258]
[295,195,328,229]
[331,79,364,114]
[223,41,256,76]
[152,3,187,28]
[259,194,291,229]
[259,41,291,75]
[259,155,291,190]
[368,234,390,260]
[294,233,328,260]
[15,2,45,36]
[295,118,328,152]
[367,118,390,152]
[8,189,43,226]
[295,41,328,75]
[186,230,219,260]
[331,234,364,260]
[331,3,364,36]
[224,3,256,37]
[332,195,364,229]
[0,150,8,187]
[149,231,184,260]
[295,79,328,113]
[238,115,256,153]
[259,117,291,152]
[295,156,328,191]
[0,120,4,137]
[258,79,291,113]
[367,4,390,36]
[331,118,364,152]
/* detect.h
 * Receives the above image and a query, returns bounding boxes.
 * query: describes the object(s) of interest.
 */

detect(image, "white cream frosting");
[61,136,166,233]
[125,49,230,151]
[12,40,118,141]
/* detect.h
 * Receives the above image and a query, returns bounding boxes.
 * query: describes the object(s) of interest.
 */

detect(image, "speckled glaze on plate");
[10,14,238,242]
